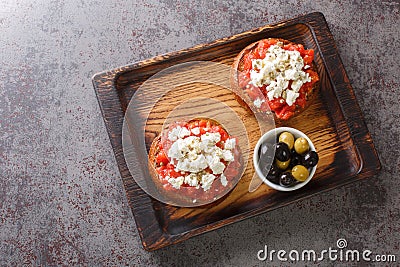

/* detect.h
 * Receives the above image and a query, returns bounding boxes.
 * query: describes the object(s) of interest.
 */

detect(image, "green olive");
[279,132,295,150]
[291,165,309,182]
[294,137,309,154]
[275,159,290,170]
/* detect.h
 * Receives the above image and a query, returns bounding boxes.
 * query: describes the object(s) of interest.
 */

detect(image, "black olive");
[274,142,290,162]
[259,143,275,160]
[258,143,275,174]
[289,150,302,168]
[279,172,296,187]
[266,164,281,184]
[302,151,319,168]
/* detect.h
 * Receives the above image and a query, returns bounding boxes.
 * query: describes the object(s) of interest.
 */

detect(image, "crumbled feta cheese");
[176,136,198,154]
[176,154,207,173]
[184,173,199,187]
[165,125,237,192]
[210,161,225,175]
[179,127,191,138]
[167,176,184,189]
[224,138,236,150]
[201,173,216,191]
[222,150,234,162]
[253,97,265,108]
[286,90,300,106]
[168,140,181,159]
[168,127,180,141]
[201,132,221,146]
[220,173,228,187]
[168,126,191,141]
[187,150,199,161]
[249,44,311,106]
[205,154,215,166]
[191,127,200,135]
[291,79,303,92]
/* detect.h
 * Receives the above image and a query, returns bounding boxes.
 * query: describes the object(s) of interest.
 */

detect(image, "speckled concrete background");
[0,0,398,266]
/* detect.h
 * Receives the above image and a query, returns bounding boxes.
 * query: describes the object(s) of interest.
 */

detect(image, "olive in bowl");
[253,127,318,191]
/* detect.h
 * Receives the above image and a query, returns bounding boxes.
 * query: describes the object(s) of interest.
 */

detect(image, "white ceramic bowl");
[253,127,317,191]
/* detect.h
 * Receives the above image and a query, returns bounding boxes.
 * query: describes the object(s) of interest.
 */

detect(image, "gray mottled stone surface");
[0,0,399,266]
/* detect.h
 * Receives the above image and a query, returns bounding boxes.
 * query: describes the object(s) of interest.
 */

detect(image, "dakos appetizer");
[232,38,320,120]
[148,118,243,205]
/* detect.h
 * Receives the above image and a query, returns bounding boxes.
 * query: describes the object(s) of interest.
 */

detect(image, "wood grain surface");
[92,12,381,251]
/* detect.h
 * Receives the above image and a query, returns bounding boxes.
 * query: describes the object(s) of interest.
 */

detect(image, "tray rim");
[92,11,381,251]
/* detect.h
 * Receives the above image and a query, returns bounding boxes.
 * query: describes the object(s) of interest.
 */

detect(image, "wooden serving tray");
[92,12,380,251]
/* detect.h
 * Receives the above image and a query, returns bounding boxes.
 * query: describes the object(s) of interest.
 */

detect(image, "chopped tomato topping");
[187,120,199,129]
[240,39,318,120]
[155,149,169,165]
[303,49,314,66]
[198,120,207,128]
[306,69,319,84]
[275,104,296,120]
[268,97,286,110]
[243,52,257,70]
[153,118,242,202]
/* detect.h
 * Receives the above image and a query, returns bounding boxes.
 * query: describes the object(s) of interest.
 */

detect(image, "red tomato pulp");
[153,119,241,202]
[238,39,319,120]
